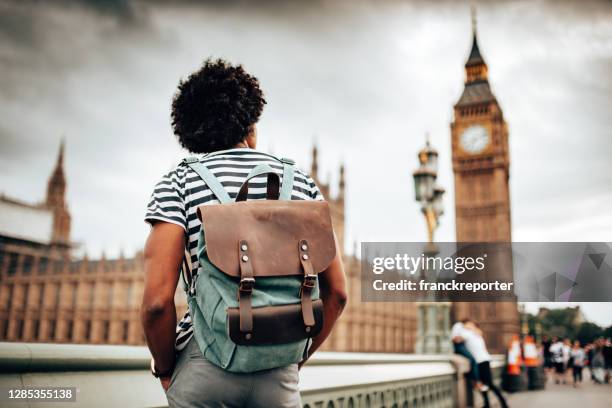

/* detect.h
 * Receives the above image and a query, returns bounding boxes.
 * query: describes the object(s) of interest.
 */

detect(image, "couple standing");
[452,319,509,408]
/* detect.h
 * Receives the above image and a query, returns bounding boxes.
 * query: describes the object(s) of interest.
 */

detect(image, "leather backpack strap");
[238,240,255,336]
[235,169,280,202]
[298,239,317,329]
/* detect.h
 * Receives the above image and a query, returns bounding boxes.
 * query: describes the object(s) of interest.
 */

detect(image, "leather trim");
[227,299,324,346]
[298,240,316,327]
[197,200,335,278]
[238,240,254,333]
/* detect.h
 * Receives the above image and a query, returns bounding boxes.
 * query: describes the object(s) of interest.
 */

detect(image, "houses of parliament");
[0,24,518,353]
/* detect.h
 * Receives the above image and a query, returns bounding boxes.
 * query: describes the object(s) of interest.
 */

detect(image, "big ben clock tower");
[450,13,519,352]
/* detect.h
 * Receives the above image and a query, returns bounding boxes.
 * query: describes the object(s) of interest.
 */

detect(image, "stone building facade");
[1,23,517,352]
[0,143,416,351]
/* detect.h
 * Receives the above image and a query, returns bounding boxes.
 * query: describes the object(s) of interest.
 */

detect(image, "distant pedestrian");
[451,319,483,391]
[463,320,508,408]
[542,335,553,378]
[586,343,595,381]
[549,337,566,384]
[604,338,612,383]
[570,341,585,387]
[591,344,606,384]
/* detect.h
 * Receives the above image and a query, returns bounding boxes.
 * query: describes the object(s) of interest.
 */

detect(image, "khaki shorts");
[166,337,301,408]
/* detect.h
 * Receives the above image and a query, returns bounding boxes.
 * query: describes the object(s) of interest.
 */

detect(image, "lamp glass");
[427,152,438,173]
[433,189,444,215]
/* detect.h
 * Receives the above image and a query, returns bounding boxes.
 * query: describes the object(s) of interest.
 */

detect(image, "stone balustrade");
[0,342,504,408]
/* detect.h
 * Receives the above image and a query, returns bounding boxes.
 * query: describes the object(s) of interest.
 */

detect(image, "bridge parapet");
[0,343,502,407]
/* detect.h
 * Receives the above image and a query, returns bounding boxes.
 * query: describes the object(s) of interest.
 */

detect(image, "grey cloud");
[0,0,611,262]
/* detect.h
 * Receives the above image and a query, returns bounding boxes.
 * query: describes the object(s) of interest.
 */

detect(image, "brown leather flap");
[227,300,324,346]
[197,200,335,277]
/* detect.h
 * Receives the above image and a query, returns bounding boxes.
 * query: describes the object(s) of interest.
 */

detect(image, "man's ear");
[245,125,257,148]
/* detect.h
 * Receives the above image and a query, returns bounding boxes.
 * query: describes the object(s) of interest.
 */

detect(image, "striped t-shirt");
[144,148,323,350]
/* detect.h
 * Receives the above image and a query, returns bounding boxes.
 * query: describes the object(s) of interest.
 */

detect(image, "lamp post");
[412,138,444,253]
[413,135,451,354]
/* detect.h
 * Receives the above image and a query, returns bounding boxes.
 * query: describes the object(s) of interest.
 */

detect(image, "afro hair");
[171,58,266,153]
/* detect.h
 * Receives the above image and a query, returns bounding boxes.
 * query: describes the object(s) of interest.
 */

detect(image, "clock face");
[460,125,490,154]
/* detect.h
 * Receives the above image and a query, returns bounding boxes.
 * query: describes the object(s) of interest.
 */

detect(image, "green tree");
[525,306,584,340]
[575,322,603,345]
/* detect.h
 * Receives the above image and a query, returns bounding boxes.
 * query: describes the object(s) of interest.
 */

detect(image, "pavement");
[506,372,612,408]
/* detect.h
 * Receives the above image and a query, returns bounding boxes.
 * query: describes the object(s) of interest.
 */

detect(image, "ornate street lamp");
[413,135,451,355]
[413,137,445,250]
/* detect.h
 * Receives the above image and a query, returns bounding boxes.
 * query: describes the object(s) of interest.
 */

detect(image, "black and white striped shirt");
[144,148,323,350]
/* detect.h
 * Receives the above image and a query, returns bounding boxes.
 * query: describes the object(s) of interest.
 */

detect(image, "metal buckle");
[239,277,255,292]
[303,274,317,289]
[183,156,199,164]
[280,157,295,165]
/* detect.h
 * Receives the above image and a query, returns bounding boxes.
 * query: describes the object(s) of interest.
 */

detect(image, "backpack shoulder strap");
[235,157,295,201]
[183,156,231,204]
[279,157,295,201]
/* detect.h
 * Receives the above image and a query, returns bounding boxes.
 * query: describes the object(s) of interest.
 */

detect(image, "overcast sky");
[1,0,611,325]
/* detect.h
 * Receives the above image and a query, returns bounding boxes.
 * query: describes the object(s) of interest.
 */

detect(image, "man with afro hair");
[141,58,347,407]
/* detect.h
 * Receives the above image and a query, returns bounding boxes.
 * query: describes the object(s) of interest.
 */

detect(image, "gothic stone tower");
[450,22,519,353]
[310,145,345,252]
[45,140,71,246]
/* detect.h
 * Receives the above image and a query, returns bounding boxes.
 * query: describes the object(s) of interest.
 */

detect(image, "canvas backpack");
[180,153,336,373]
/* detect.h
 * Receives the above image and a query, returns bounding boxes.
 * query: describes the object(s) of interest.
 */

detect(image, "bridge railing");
[0,342,503,408]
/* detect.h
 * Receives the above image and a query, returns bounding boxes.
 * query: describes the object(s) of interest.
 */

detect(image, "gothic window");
[49,320,56,340]
[66,320,73,341]
[22,284,29,309]
[2,320,8,339]
[16,320,23,339]
[54,285,60,308]
[71,284,78,308]
[39,257,48,274]
[84,320,91,341]
[32,319,40,340]
[102,321,110,342]
[126,283,133,307]
[38,285,44,309]
[7,253,19,275]
[53,260,63,273]
[122,321,129,343]
[4,285,13,309]
[23,256,33,275]
[107,284,114,308]
[88,284,95,310]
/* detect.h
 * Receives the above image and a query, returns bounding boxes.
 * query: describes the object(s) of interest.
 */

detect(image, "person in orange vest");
[523,336,539,367]
[506,335,522,376]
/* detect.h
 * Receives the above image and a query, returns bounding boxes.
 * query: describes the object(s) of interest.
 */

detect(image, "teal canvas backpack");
[181,155,336,373]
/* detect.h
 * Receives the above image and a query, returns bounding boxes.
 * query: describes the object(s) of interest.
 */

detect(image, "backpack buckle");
[183,156,199,164]
[303,274,317,289]
[280,157,295,165]
[239,277,255,293]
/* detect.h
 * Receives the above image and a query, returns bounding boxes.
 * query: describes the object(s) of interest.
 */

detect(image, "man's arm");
[300,234,347,367]
[141,222,184,388]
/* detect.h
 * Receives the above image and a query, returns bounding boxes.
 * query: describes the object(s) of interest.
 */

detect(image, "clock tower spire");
[449,8,519,353]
